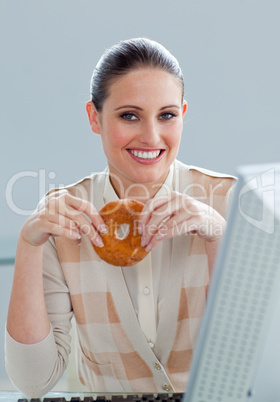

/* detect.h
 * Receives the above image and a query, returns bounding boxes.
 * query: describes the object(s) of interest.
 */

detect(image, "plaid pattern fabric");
[49,160,235,392]
[164,164,235,389]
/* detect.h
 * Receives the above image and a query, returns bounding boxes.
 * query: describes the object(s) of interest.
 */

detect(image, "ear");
[182,100,188,117]
[86,101,101,134]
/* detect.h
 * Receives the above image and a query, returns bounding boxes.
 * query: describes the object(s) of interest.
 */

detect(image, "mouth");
[127,149,164,162]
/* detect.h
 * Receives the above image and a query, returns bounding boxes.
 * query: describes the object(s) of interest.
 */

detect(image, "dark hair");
[90,37,184,112]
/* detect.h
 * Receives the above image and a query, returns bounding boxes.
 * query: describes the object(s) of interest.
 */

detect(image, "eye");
[159,112,177,120]
[121,113,138,121]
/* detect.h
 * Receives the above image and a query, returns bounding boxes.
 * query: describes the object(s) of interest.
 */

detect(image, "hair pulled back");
[90,37,184,112]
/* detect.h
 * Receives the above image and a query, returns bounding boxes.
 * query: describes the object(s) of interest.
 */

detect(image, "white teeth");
[130,150,161,159]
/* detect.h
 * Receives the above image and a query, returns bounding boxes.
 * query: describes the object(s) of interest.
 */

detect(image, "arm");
[5,237,73,398]
[6,190,106,397]
[7,237,50,344]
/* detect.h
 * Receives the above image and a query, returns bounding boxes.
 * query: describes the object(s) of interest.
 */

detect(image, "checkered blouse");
[5,160,235,397]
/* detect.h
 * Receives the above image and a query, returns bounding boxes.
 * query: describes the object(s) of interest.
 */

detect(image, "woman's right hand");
[20,189,107,248]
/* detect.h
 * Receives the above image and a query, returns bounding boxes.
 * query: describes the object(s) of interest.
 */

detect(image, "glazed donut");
[93,199,149,266]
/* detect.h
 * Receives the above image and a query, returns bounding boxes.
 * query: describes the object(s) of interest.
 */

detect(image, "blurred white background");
[1,0,280,391]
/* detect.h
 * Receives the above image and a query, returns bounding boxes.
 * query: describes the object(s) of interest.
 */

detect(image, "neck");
[109,172,170,202]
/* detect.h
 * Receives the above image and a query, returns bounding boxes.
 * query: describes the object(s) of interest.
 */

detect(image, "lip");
[126,148,165,165]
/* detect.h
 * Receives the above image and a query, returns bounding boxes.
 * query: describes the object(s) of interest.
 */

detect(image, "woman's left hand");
[138,191,226,252]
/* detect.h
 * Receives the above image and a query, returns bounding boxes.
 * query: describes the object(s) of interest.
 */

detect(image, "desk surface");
[0,391,100,401]
[0,391,173,401]
[0,391,182,401]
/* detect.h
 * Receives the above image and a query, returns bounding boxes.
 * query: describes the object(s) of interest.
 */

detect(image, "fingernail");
[141,236,147,247]
[99,224,108,234]
[157,232,166,240]
[138,224,143,235]
[94,236,104,247]
[72,232,81,240]
[145,243,153,252]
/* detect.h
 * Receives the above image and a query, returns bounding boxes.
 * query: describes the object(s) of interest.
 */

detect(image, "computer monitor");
[184,162,280,402]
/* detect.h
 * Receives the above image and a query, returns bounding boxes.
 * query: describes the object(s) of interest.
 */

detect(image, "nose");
[138,119,161,146]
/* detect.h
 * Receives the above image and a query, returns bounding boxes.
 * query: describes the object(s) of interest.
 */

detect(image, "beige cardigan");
[5,160,235,397]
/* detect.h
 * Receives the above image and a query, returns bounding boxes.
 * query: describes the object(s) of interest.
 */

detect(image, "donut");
[93,199,149,266]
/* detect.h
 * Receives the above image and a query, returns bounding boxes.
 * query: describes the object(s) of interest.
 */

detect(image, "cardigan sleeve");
[5,236,73,398]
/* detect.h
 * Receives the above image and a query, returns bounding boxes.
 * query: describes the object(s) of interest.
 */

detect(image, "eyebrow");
[114,105,143,111]
[114,104,180,111]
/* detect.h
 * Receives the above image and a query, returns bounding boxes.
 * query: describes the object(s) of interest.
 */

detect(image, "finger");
[46,191,107,234]
[40,219,82,241]
[61,193,108,234]
[138,196,170,232]
[143,194,208,242]
[145,218,190,252]
[45,210,77,229]
[37,189,68,212]
[42,212,83,240]
[78,221,104,247]
[46,199,105,247]
[141,195,185,246]
[138,196,175,248]
[144,209,204,252]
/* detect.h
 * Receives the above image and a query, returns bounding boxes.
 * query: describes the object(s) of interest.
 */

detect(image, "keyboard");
[18,393,184,402]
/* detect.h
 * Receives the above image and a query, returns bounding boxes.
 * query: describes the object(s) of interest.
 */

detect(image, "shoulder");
[175,159,236,180]
[175,159,236,182]
[174,159,236,196]
[43,169,109,201]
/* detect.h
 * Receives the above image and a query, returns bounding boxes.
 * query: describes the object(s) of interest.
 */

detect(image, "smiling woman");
[5,37,235,398]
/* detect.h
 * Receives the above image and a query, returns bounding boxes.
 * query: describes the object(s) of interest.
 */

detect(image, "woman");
[6,38,235,397]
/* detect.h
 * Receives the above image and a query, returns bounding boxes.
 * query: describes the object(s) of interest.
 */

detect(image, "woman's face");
[87,68,187,199]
